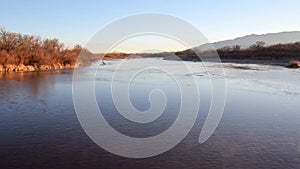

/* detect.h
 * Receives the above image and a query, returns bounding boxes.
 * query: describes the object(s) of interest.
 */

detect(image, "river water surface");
[1,58,300,169]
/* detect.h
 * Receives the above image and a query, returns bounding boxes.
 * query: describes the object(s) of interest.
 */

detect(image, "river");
[1,58,300,169]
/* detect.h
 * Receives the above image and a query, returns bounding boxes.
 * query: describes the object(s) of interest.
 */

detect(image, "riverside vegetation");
[0,28,93,72]
[171,41,300,68]
[1,28,299,72]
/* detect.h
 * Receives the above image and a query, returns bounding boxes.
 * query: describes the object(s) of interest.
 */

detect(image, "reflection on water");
[0,71,73,100]
[0,59,300,169]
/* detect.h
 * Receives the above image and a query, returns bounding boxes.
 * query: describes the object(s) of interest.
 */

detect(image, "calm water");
[1,58,300,169]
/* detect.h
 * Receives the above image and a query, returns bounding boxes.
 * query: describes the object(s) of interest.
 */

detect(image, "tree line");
[1,27,300,69]
[0,28,92,67]
[173,41,300,62]
[217,41,300,60]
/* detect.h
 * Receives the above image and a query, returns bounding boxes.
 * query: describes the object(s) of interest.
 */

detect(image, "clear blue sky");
[1,0,300,52]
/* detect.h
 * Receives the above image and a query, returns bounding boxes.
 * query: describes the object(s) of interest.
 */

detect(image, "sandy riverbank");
[0,63,79,73]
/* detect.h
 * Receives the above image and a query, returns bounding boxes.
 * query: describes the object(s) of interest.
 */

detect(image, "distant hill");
[197,31,300,50]
[162,31,300,67]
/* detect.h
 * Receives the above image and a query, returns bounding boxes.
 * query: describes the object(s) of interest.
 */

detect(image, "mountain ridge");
[197,31,300,50]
